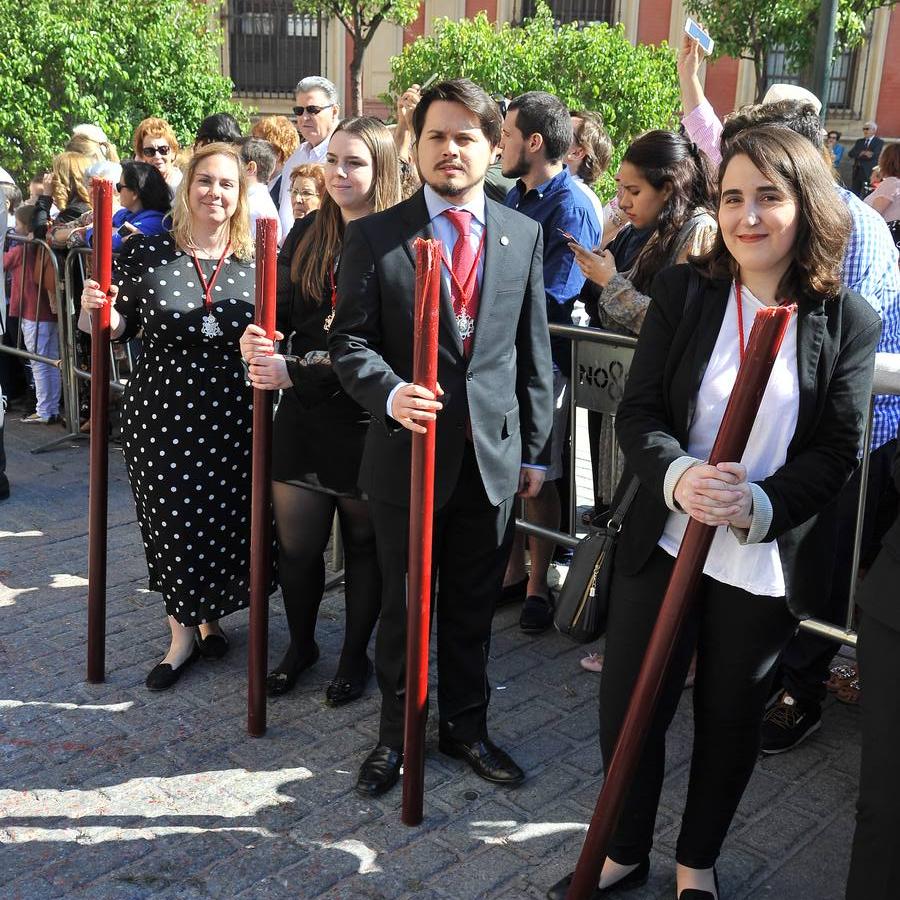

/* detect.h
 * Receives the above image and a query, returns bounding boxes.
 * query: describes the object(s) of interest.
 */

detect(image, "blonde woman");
[80,143,274,691]
[33,151,92,244]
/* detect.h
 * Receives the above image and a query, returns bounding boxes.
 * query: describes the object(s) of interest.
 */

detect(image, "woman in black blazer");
[549,126,881,899]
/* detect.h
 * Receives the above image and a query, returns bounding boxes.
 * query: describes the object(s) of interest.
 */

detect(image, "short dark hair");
[120,160,171,213]
[570,110,613,183]
[195,113,243,147]
[507,92,572,163]
[239,137,278,183]
[827,130,842,141]
[879,143,900,179]
[721,100,824,151]
[412,78,502,146]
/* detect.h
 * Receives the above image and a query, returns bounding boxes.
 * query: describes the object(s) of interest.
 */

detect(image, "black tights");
[272,481,380,680]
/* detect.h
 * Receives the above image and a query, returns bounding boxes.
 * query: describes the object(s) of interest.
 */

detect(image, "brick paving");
[0,411,862,899]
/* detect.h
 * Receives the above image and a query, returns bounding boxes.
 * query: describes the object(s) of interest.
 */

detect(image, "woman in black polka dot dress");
[81,142,275,691]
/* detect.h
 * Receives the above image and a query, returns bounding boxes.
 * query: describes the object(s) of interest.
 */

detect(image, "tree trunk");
[754,48,768,102]
[349,40,365,116]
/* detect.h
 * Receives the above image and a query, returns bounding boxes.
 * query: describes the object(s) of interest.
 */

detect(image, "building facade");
[218,0,900,136]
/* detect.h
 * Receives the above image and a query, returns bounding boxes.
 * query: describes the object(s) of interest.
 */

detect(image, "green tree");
[294,0,421,116]
[684,0,896,101]
[0,0,248,185]
[385,3,680,197]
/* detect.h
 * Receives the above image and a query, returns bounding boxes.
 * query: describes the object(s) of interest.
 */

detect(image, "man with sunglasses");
[277,76,340,235]
[850,121,884,198]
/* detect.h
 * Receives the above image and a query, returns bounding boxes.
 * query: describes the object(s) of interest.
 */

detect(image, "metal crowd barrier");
[0,233,81,451]
[515,321,898,651]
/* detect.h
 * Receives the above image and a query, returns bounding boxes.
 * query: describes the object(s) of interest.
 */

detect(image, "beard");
[428,168,484,198]
[501,147,530,180]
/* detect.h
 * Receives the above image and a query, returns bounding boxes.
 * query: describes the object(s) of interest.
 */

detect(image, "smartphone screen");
[557,227,581,246]
[684,17,714,55]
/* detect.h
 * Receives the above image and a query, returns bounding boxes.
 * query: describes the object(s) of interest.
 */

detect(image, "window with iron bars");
[226,0,322,97]
[517,0,621,26]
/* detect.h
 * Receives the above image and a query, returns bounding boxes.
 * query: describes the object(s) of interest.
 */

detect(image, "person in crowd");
[277,76,341,237]
[865,143,900,243]
[79,142,274,691]
[571,129,717,673]
[238,137,283,244]
[67,125,120,164]
[499,91,601,633]
[549,124,881,900]
[250,115,300,210]
[484,96,516,203]
[392,82,421,169]
[51,159,123,249]
[28,174,44,203]
[132,117,183,193]
[84,160,170,251]
[3,204,60,425]
[565,110,611,225]
[678,36,900,753]
[328,78,554,798]
[33,151,92,246]
[0,171,17,494]
[849,121,884,198]
[846,426,900,900]
[239,117,401,704]
[195,113,243,149]
[287,163,325,222]
[826,130,844,168]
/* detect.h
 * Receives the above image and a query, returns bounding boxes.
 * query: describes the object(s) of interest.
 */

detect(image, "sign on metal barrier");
[575,340,633,414]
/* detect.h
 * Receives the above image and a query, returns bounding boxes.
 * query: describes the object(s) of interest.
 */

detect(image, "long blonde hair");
[169,142,254,261]
[292,117,402,301]
[51,151,91,211]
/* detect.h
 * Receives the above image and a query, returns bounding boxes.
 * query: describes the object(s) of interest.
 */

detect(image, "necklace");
[441,229,486,340]
[190,244,231,339]
[324,259,339,333]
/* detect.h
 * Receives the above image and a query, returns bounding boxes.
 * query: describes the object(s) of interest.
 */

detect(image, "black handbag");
[554,475,640,643]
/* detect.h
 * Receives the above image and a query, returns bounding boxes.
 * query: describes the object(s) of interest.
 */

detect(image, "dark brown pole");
[247,218,278,737]
[567,304,795,898]
[401,238,442,826]
[86,180,113,684]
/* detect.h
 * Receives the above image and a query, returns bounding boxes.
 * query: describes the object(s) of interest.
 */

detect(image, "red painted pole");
[247,218,278,737]
[566,304,795,899]
[86,180,113,684]
[401,238,442,826]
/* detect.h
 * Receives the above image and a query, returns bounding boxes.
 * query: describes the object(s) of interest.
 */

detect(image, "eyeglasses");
[862,126,871,131]
[115,183,130,192]
[290,189,319,199]
[141,145,170,157]
[293,104,333,117]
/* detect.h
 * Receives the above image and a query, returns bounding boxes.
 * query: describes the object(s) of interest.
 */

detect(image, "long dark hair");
[622,130,715,291]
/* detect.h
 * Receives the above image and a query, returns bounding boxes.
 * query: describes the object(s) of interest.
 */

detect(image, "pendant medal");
[323,310,335,333]
[456,310,475,340]
[201,313,223,338]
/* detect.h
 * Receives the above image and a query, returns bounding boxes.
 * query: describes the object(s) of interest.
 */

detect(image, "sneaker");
[20,412,60,425]
[760,691,821,755]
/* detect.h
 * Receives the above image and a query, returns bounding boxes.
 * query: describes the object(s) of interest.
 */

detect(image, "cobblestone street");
[0,415,862,899]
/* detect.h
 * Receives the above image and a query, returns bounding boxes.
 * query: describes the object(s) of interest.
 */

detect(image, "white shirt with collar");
[248,181,283,246]
[277,134,332,237]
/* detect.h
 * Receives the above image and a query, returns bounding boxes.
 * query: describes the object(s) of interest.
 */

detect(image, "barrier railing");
[0,233,81,451]
[515,321,899,650]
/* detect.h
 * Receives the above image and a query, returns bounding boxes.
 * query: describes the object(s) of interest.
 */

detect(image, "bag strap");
[608,474,640,531]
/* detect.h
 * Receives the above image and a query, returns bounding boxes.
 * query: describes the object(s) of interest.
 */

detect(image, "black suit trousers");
[600,546,797,868]
[369,443,514,749]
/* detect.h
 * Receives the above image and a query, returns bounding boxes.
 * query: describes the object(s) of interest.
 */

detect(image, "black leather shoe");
[438,736,524,786]
[356,745,403,797]
[325,657,374,707]
[145,645,200,691]
[196,629,229,660]
[497,576,528,607]
[519,594,555,634]
[547,857,650,899]
[676,867,718,900]
[266,642,319,697]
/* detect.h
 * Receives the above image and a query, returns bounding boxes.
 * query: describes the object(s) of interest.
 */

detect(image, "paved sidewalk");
[0,414,861,900]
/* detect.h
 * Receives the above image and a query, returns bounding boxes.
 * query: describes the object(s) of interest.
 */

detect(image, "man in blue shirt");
[500,91,601,633]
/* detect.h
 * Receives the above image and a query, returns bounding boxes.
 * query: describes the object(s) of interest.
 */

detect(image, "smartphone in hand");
[684,17,714,54]
[558,227,584,248]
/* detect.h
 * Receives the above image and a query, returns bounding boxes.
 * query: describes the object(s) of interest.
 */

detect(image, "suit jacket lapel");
[471,200,504,358]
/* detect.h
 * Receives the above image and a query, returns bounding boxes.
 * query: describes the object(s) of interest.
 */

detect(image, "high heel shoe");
[547,857,650,899]
[676,867,719,899]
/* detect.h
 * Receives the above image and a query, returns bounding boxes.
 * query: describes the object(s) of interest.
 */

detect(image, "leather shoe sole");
[438,737,524,786]
[355,745,403,798]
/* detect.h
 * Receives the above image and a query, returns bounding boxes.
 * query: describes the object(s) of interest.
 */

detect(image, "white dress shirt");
[247,181,283,246]
[277,134,333,237]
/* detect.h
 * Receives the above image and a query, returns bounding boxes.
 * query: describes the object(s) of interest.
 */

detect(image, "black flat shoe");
[497,576,528,607]
[146,645,201,692]
[438,736,524,786]
[356,744,403,798]
[325,657,374,707]
[266,642,320,697]
[547,857,650,899]
[677,868,719,900]
[519,594,555,634]
[196,629,229,660]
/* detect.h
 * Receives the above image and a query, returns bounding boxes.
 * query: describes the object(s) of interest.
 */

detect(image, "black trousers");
[369,443,514,749]
[600,546,797,868]
[781,440,898,707]
[846,607,900,899]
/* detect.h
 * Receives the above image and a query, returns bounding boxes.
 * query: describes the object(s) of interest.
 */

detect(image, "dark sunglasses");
[141,145,170,157]
[115,183,131,192]
[293,104,333,117]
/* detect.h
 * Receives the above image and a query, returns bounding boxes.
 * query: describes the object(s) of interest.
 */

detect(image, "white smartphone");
[684,17,714,55]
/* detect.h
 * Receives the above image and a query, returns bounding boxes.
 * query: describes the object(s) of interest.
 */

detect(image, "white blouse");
[657,282,800,597]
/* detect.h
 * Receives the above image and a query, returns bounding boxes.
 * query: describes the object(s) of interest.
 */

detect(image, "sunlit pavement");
[0,413,860,899]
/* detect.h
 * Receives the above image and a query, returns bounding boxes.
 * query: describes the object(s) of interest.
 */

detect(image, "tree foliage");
[294,0,420,115]
[386,3,680,198]
[0,0,248,185]
[684,0,896,101]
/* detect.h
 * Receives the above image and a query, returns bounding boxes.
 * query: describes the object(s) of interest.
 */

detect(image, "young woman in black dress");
[240,117,402,704]
[81,142,275,690]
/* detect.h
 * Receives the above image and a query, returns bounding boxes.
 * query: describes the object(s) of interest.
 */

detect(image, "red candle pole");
[401,237,442,826]
[566,304,795,899]
[86,179,113,684]
[247,218,278,737]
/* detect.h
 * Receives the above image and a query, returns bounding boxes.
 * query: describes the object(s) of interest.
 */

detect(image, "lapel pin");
[500,235,509,246]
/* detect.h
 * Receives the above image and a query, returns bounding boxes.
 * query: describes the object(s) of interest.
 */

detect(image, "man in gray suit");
[329,79,554,798]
